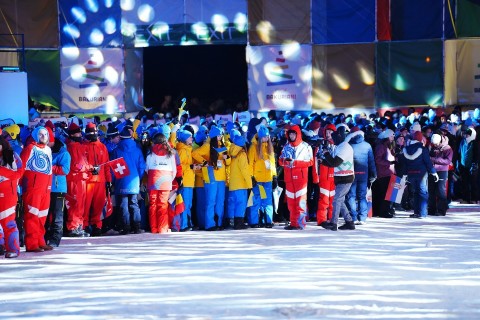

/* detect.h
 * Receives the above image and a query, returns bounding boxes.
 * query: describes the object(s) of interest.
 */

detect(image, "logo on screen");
[266,51,296,87]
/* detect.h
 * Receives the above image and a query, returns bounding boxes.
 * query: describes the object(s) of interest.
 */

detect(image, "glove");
[106,182,113,194]
[175,177,183,188]
[431,172,439,183]
[272,176,278,189]
[252,176,258,187]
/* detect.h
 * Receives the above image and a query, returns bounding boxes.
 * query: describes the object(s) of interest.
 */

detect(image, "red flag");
[108,157,130,179]
[102,192,113,220]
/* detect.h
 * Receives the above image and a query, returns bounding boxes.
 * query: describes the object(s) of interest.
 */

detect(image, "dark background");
[143,45,248,114]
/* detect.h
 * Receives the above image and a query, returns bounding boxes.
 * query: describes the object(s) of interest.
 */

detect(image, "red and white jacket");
[145,144,177,191]
[20,136,52,193]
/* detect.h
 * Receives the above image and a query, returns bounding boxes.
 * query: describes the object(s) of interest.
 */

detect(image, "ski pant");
[204,181,225,230]
[66,179,87,231]
[285,186,307,229]
[84,182,106,229]
[228,189,248,219]
[180,187,193,230]
[195,187,206,229]
[45,192,65,246]
[23,190,50,251]
[317,179,335,224]
[0,204,20,255]
[148,190,169,233]
[117,194,141,232]
[248,182,273,225]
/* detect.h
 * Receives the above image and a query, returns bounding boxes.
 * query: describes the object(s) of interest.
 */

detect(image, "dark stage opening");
[143,45,248,116]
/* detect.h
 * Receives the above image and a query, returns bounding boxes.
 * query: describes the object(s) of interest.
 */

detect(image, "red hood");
[152,144,168,156]
[286,125,303,147]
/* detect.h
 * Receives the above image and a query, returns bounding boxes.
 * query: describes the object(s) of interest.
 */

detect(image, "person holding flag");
[145,125,177,234]
[110,127,146,234]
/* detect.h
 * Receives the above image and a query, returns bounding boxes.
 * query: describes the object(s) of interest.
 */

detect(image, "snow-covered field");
[1,205,480,319]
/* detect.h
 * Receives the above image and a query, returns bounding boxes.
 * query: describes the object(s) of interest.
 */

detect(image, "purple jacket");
[430,137,453,172]
[375,141,395,178]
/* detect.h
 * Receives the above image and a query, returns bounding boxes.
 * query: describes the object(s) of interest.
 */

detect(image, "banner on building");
[247,44,312,111]
[61,48,125,114]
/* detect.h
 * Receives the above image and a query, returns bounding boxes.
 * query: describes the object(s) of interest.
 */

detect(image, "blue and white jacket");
[110,138,146,195]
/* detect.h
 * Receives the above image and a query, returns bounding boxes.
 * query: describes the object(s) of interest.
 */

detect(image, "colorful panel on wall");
[0,0,58,48]
[61,48,125,114]
[248,0,311,45]
[122,0,247,47]
[59,0,122,48]
[391,0,444,40]
[312,44,375,111]
[445,39,480,105]
[312,0,375,44]
[376,40,444,108]
[247,44,312,111]
[25,50,61,109]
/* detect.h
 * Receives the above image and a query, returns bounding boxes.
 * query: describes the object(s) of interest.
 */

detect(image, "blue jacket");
[51,141,71,193]
[402,141,436,177]
[111,138,146,195]
[348,130,376,182]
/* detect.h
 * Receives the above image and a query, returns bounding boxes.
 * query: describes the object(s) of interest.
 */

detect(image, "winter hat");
[46,126,55,144]
[431,133,442,145]
[85,122,97,135]
[4,124,20,140]
[378,129,394,140]
[410,122,421,133]
[413,131,424,143]
[209,125,222,139]
[155,124,171,140]
[439,123,449,134]
[291,115,303,125]
[232,134,246,147]
[307,120,321,131]
[120,127,132,139]
[257,125,270,139]
[195,129,207,144]
[107,125,120,137]
[68,122,82,135]
[177,129,192,143]
[226,121,235,135]
[45,120,55,131]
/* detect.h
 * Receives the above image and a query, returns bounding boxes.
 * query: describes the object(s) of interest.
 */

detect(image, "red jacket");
[83,139,111,183]
[66,140,91,181]
[20,142,52,193]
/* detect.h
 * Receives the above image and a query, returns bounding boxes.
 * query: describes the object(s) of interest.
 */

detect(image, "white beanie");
[411,122,421,133]
[431,133,442,145]
[378,129,394,140]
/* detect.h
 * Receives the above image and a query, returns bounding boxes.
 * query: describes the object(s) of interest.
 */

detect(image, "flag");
[168,190,181,231]
[366,187,373,218]
[214,146,228,154]
[202,166,216,184]
[175,193,185,215]
[102,192,113,220]
[384,175,406,204]
[258,185,267,199]
[108,157,130,179]
[65,193,77,210]
[247,190,254,207]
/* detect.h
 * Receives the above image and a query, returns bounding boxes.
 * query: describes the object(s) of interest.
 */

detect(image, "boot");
[234,218,248,230]
[0,244,5,255]
[133,223,144,234]
[91,225,102,237]
[223,218,234,230]
[338,221,356,230]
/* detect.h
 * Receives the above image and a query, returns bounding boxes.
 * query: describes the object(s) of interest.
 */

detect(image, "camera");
[92,166,100,175]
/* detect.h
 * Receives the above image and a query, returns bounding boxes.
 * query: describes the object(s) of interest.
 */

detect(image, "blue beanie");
[209,125,222,138]
[257,125,269,139]
[226,121,235,135]
[232,134,246,147]
[177,129,192,143]
[152,124,171,140]
[230,129,241,139]
[195,130,207,144]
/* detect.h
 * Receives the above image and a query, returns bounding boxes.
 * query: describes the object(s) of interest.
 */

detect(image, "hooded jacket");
[348,130,376,182]
[51,140,71,193]
[229,144,252,191]
[248,135,277,183]
[111,138,146,194]
[176,141,195,188]
[430,136,453,172]
[83,138,111,183]
[145,144,177,191]
[374,139,395,178]
[191,141,231,182]
[279,125,313,192]
[458,128,478,169]
[0,152,23,211]
[402,141,436,177]
[20,126,53,192]
[323,133,355,184]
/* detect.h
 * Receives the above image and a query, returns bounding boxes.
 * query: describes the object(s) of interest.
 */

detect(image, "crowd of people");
[0,105,479,258]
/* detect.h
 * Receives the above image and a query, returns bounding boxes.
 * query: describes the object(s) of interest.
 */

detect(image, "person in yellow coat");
[227,130,252,229]
[176,129,198,231]
[192,125,231,231]
[247,125,277,227]
[192,127,208,229]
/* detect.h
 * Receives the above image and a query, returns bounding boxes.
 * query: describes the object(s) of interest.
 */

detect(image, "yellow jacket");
[248,136,277,182]
[192,142,231,182]
[176,142,195,188]
[229,144,252,191]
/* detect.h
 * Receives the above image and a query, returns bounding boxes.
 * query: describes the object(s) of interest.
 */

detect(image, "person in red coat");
[83,123,112,236]
[0,134,24,258]
[20,126,53,252]
[65,122,92,237]
[278,125,314,230]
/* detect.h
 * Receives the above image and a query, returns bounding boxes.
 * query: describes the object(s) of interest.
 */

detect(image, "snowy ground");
[1,204,480,320]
